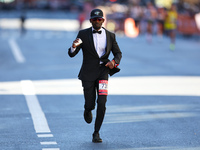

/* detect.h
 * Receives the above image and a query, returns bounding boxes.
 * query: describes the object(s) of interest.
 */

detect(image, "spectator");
[143,2,157,43]
[156,7,165,40]
[20,12,26,36]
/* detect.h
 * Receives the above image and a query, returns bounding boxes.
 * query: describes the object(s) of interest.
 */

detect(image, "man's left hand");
[105,61,115,69]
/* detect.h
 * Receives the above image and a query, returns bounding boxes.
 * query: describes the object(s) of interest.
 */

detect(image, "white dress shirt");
[92,27,107,58]
[71,27,107,60]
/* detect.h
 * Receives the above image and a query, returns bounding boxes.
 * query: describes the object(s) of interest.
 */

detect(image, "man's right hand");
[72,38,82,48]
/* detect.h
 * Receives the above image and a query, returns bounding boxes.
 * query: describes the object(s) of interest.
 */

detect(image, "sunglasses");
[91,18,103,21]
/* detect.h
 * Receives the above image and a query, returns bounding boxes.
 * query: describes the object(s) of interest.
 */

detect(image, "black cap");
[90,9,104,19]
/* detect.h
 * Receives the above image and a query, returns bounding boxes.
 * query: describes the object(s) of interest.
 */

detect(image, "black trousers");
[82,65,109,132]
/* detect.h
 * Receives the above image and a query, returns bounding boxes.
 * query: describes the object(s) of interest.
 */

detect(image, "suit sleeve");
[68,31,82,57]
[111,34,122,64]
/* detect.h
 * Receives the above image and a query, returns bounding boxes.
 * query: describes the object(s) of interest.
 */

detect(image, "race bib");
[99,80,108,95]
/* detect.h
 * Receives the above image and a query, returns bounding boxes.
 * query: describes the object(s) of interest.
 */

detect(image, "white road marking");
[0,18,82,31]
[42,148,60,150]
[1,76,200,96]
[8,38,25,63]
[1,76,198,96]
[107,104,194,113]
[116,147,200,150]
[37,134,54,138]
[21,80,51,133]
[105,112,196,124]
[40,142,57,145]
[108,76,200,96]
[105,104,197,123]
[26,76,200,96]
[21,80,60,150]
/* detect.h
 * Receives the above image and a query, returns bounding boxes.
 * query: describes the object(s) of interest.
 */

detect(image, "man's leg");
[82,81,96,123]
[93,79,108,143]
[95,80,108,132]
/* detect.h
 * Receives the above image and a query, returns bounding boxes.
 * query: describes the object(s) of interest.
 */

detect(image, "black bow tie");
[93,30,102,34]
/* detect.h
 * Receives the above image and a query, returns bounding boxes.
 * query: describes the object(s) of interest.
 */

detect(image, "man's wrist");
[112,60,119,68]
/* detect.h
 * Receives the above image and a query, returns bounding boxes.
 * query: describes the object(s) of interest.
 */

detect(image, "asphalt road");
[0,27,200,150]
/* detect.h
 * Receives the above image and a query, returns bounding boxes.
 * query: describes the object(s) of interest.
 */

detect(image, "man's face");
[90,18,104,30]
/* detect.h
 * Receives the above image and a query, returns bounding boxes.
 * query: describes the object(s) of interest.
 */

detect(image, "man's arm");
[105,33,122,69]
[68,32,82,57]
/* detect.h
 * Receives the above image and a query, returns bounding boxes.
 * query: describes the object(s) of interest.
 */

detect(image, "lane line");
[40,141,57,145]
[8,38,25,63]
[21,80,60,150]
[42,148,60,150]
[21,80,51,133]
[0,18,80,31]
[37,134,54,138]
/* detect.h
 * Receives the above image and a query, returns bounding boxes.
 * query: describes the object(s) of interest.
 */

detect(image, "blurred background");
[1,2,200,149]
[0,0,200,38]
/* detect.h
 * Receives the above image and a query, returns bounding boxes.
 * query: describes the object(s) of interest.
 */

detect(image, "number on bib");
[99,80,108,95]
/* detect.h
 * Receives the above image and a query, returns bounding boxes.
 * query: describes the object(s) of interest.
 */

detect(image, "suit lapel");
[88,27,99,58]
[101,28,110,58]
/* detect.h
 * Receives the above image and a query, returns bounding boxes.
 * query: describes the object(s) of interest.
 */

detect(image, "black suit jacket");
[68,27,122,81]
